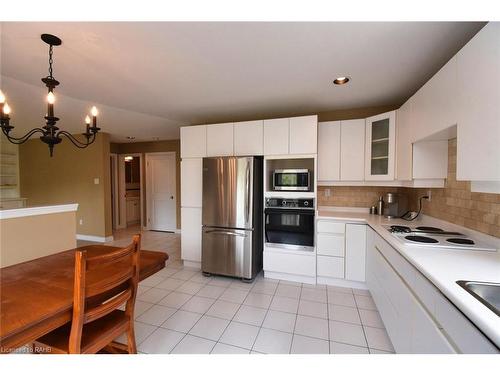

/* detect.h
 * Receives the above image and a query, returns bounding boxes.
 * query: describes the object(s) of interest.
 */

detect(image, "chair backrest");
[68,234,141,353]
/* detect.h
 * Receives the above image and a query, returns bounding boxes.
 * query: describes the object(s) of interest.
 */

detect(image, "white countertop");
[317,207,500,347]
[0,203,79,219]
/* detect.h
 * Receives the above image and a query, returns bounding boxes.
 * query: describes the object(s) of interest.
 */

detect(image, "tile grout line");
[353,293,370,353]
[249,277,280,353]
[289,282,303,353]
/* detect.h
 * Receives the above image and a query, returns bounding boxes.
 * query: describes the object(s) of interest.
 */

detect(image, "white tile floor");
[82,226,395,354]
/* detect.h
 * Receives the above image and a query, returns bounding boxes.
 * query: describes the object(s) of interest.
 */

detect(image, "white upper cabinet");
[181,158,203,207]
[340,119,365,181]
[234,120,263,156]
[365,111,396,180]
[263,118,289,155]
[289,115,318,154]
[456,22,500,181]
[396,99,414,181]
[412,57,458,142]
[180,125,207,158]
[206,123,234,156]
[318,121,340,181]
[412,141,448,180]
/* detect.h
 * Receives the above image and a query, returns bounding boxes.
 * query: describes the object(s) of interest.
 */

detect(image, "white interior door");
[146,152,177,231]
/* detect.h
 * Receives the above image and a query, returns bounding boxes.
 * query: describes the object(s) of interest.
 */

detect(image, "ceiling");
[0,22,486,142]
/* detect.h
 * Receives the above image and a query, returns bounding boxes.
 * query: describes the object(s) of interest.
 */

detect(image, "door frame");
[117,153,144,229]
[145,151,178,232]
[110,153,120,230]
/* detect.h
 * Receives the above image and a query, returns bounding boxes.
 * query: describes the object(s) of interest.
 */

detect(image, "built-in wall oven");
[264,198,315,251]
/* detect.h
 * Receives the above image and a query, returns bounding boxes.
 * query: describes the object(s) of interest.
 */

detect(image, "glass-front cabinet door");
[365,111,396,180]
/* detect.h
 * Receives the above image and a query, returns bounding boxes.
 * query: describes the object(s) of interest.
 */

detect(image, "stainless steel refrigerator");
[202,156,263,281]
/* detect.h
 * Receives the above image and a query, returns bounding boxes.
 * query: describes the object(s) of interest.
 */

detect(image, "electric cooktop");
[384,225,496,252]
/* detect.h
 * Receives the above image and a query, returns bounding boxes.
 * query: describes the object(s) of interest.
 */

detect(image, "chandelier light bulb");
[0,90,5,104]
[91,106,98,117]
[85,115,91,125]
[47,92,56,104]
[3,102,11,115]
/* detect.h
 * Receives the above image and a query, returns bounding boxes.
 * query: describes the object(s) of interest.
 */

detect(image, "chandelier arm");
[1,127,45,144]
[57,131,96,148]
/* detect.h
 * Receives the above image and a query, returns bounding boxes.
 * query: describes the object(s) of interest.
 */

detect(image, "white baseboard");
[76,234,114,243]
[316,276,368,290]
[264,271,316,285]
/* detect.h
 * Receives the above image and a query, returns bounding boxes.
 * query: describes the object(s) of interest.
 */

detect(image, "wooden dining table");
[0,245,168,352]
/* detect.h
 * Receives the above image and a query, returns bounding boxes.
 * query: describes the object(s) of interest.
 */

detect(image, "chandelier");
[0,34,101,157]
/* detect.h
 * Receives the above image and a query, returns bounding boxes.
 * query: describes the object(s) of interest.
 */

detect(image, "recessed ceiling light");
[333,76,350,85]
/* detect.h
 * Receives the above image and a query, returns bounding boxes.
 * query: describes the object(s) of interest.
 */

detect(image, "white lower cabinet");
[181,207,202,264]
[126,198,141,224]
[263,248,316,283]
[366,228,497,354]
[315,219,366,287]
[345,224,366,282]
[317,234,344,257]
[317,255,344,278]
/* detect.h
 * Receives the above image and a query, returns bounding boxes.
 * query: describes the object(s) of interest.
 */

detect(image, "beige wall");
[318,139,500,238]
[0,211,77,267]
[111,140,181,229]
[19,133,112,238]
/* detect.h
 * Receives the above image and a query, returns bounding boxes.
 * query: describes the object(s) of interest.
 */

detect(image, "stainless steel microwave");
[272,169,310,191]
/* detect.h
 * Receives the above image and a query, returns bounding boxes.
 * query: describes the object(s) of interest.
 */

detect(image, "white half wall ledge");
[0,203,79,220]
[76,234,114,243]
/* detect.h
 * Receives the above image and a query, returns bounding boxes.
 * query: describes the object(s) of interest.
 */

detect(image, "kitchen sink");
[457,280,500,317]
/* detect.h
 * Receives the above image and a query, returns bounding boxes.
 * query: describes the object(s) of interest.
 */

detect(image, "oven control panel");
[265,198,315,209]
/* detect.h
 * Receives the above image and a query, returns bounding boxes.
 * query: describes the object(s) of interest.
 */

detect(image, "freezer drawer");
[202,227,253,279]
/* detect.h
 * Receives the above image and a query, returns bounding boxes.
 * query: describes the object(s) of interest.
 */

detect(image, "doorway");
[145,152,177,232]
[112,153,144,229]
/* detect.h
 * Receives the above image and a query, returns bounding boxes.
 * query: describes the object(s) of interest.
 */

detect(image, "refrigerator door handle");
[245,163,250,225]
[204,229,248,238]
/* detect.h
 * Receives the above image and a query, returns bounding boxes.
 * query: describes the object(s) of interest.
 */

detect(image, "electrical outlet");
[79,219,83,225]
[427,190,432,202]
[94,178,100,185]
[324,188,331,197]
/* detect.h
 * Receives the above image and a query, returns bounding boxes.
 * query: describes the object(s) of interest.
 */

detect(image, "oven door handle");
[264,208,315,215]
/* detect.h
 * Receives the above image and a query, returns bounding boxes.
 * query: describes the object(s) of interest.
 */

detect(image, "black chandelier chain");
[0,33,101,157]
[48,44,54,80]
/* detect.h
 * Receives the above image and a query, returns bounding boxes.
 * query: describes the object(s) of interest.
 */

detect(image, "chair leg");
[127,321,137,354]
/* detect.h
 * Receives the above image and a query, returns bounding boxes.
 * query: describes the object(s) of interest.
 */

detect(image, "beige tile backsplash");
[318,139,500,238]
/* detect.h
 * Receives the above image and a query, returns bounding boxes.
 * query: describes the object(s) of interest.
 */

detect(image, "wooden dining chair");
[33,234,141,354]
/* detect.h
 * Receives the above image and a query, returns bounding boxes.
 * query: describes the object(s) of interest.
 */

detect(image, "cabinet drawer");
[264,251,316,277]
[317,220,345,234]
[317,234,345,257]
[317,255,344,278]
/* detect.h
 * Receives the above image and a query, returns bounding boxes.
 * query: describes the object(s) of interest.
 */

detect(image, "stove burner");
[447,238,475,245]
[390,225,411,233]
[415,226,444,232]
[405,235,439,244]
